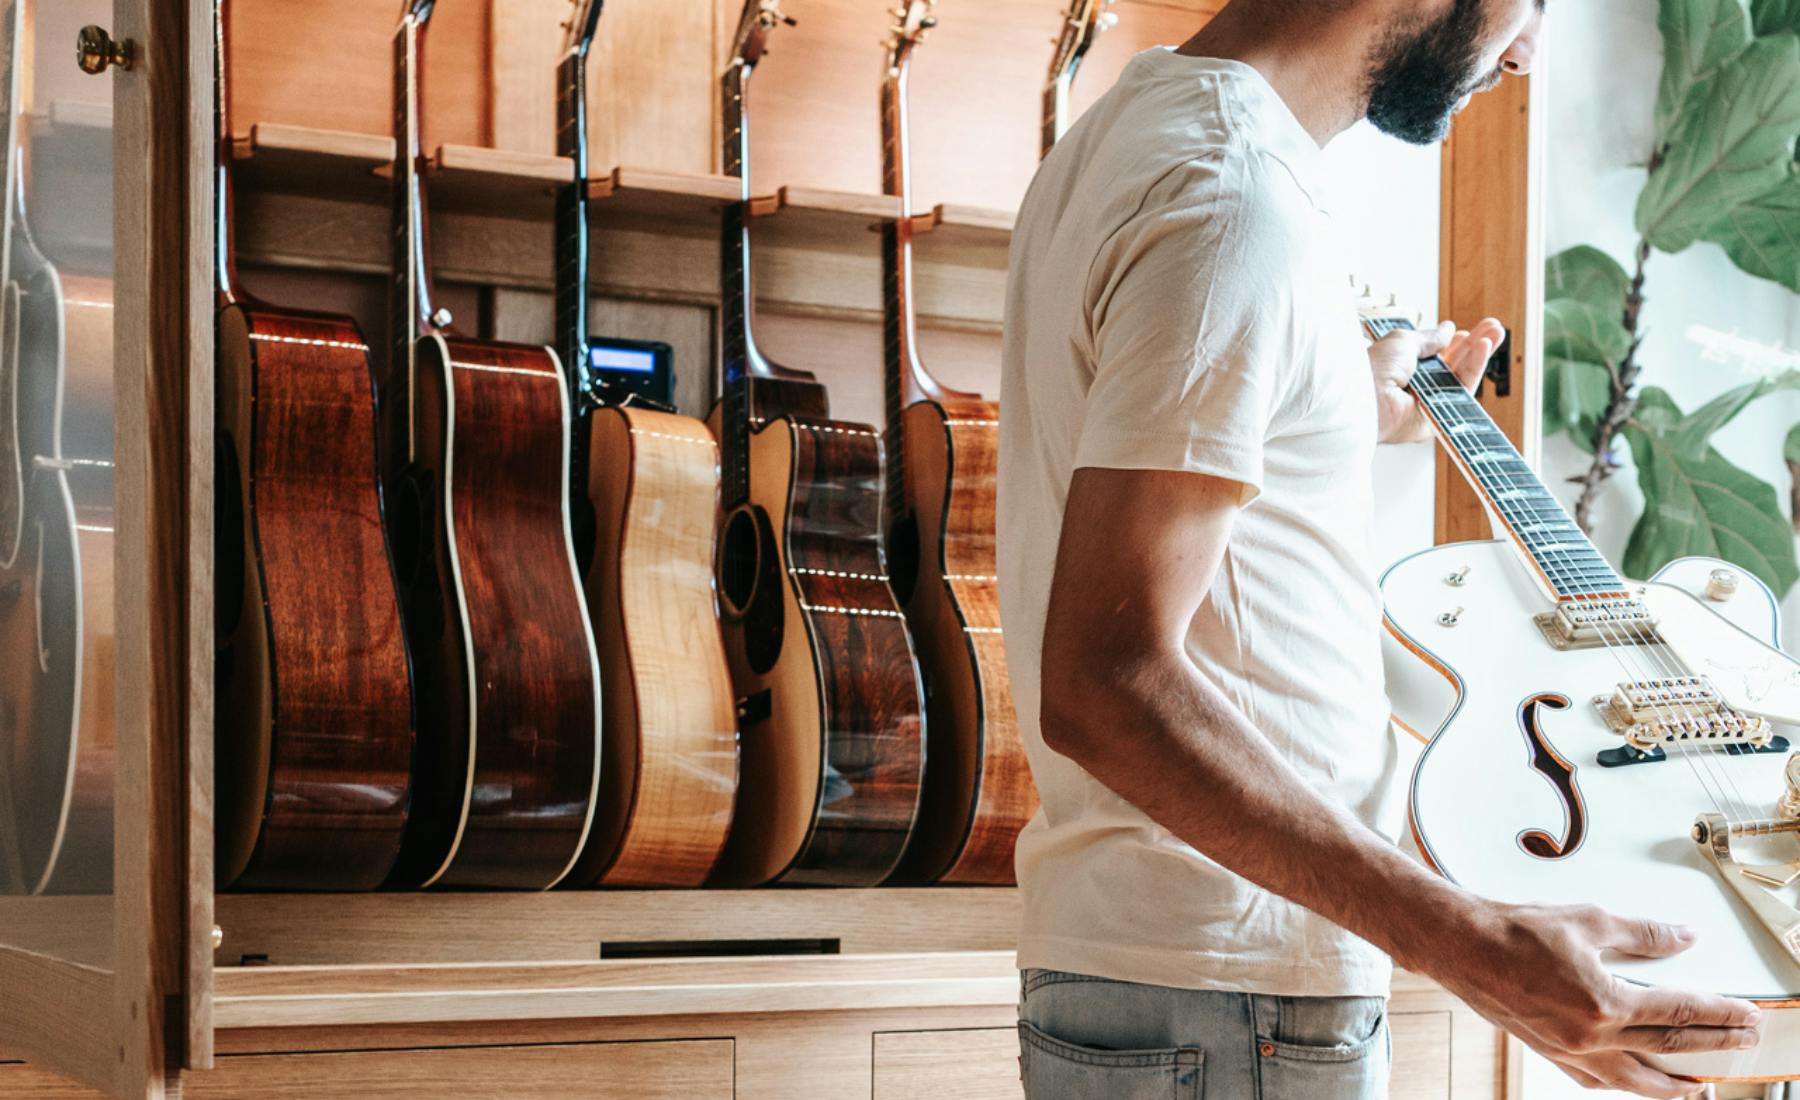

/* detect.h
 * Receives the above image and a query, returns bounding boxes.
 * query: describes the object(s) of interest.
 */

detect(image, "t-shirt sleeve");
[1074,158,1295,504]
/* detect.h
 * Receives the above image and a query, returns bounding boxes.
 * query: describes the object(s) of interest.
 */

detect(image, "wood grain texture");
[571,406,737,887]
[890,399,1034,885]
[183,1040,736,1099]
[1436,71,1543,545]
[872,1028,1021,1100]
[708,396,927,888]
[214,304,413,891]
[0,945,115,1095]
[383,336,600,890]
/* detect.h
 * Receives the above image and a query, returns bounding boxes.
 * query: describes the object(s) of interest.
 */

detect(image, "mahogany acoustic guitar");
[706,0,926,888]
[881,1,1036,886]
[213,0,415,891]
[554,0,738,888]
[0,0,115,896]
[378,0,601,890]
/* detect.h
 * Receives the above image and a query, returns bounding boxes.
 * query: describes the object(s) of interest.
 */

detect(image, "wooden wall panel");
[228,0,491,148]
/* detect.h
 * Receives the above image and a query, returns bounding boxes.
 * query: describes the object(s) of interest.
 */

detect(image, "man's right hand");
[1421,901,1761,1098]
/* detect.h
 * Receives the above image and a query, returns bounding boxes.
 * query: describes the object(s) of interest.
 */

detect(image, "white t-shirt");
[998,48,1407,998]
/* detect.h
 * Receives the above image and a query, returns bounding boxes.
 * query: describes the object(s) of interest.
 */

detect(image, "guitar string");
[1399,333,1747,823]
[1404,361,1746,823]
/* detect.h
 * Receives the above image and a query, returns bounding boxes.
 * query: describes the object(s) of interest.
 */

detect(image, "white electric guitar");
[1373,307,1800,1084]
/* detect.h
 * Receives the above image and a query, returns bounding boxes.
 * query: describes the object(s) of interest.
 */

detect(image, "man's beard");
[1364,0,1500,145]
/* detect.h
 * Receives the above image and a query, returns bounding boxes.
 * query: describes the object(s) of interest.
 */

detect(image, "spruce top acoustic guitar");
[378,0,601,890]
[554,0,738,889]
[706,0,926,888]
[0,0,116,896]
[1375,301,1800,1082]
[881,1,1035,886]
[213,0,415,892]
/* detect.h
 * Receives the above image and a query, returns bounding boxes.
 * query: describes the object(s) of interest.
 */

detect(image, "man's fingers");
[1413,319,1457,357]
[1616,1024,1760,1055]
[1565,1052,1708,1100]
[1594,913,1698,960]
[1626,983,1762,1030]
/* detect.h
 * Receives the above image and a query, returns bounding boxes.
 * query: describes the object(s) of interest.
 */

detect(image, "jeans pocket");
[1019,1020,1204,1100]
[1256,998,1388,1099]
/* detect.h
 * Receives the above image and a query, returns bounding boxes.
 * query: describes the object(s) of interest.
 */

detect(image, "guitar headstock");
[885,1,939,75]
[1048,0,1116,84]
[1349,277,1424,343]
[563,0,603,55]
[730,0,796,68]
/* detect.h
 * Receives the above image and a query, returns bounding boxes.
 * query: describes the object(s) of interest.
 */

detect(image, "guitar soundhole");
[719,506,762,616]
[215,431,246,642]
[1515,694,1587,861]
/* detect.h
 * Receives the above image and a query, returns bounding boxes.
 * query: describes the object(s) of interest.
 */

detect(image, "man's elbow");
[1039,644,1135,766]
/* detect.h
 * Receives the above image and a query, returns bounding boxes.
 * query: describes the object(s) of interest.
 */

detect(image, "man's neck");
[1175,4,1373,146]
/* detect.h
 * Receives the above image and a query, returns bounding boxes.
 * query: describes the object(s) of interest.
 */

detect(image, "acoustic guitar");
[882,1,1035,886]
[0,0,115,897]
[1041,0,1117,157]
[213,0,415,891]
[378,0,601,890]
[554,0,738,889]
[1375,304,1800,1082]
[706,0,926,888]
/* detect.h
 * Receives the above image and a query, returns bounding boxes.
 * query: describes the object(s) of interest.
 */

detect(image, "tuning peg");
[1386,292,1397,307]
[1098,11,1119,29]
[921,15,938,29]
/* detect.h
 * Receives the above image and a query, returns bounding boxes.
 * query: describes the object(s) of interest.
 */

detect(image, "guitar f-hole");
[1515,693,1588,860]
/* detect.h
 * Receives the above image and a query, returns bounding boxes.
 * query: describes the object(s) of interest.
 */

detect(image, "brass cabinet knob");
[76,25,133,75]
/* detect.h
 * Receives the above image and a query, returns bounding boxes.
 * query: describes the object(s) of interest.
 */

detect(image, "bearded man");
[999,2,1761,1097]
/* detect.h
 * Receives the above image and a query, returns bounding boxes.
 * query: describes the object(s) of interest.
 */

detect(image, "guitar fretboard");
[389,15,431,461]
[719,59,756,512]
[553,50,590,413]
[880,67,926,533]
[1040,71,1073,159]
[1368,317,1626,600]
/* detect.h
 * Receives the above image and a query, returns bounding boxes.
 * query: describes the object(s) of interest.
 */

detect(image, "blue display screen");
[591,346,658,374]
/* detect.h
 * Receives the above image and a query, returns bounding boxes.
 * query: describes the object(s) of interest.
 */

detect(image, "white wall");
[1530,3,1800,1097]
[1323,121,1444,566]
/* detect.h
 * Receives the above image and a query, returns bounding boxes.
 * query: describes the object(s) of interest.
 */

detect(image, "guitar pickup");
[736,689,772,727]
[1534,597,1658,651]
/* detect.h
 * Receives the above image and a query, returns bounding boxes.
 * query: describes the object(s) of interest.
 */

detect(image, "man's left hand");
[1372,316,1505,444]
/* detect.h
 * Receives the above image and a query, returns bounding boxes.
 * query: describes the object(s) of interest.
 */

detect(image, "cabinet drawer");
[1390,1010,1453,1099]
[873,1028,1022,1100]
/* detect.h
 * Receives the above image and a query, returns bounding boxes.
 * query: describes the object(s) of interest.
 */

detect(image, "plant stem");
[1573,237,1652,532]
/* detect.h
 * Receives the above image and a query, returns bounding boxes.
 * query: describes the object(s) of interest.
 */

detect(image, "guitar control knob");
[1781,756,1800,821]
[211,925,224,951]
[430,307,454,329]
[1706,568,1740,602]
[76,26,133,75]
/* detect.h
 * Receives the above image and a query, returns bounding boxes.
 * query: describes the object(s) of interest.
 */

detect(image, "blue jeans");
[1018,969,1391,1099]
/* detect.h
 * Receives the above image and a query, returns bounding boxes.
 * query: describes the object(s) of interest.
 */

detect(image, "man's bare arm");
[1039,466,1758,1099]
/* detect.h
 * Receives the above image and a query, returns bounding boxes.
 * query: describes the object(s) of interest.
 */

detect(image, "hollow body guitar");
[1377,315,1800,1082]
[379,0,600,890]
[707,1,925,887]
[881,1,1033,886]
[0,0,115,896]
[555,0,737,888]
[214,0,414,891]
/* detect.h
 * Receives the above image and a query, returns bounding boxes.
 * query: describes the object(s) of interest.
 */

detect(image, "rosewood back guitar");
[1376,306,1800,1082]
[378,0,600,890]
[0,0,116,896]
[882,1,1035,886]
[707,0,926,888]
[555,0,738,889]
[213,0,415,891]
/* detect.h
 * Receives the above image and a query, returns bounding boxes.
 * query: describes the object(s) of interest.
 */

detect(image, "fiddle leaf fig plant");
[1543,0,1800,596]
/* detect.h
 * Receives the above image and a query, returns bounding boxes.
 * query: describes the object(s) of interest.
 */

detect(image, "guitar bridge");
[1592,678,1773,751]
[1534,597,1658,651]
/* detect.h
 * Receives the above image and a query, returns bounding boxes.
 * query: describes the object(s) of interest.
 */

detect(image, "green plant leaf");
[1658,0,1754,138]
[1755,0,1800,35]
[1545,246,1632,317]
[1786,421,1800,464]
[1637,33,1800,253]
[1701,171,1800,290]
[1545,356,1612,445]
[1621,390,1800,595]
[1672,369,1800,458]
[1544,298,1633,366]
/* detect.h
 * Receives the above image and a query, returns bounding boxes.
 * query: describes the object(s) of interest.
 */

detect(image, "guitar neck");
[1370,318,1627,601]
[1040,70,1073,159]
[0,0,22,293]
[553,47,590,413]
[880,64,937,528]
[214,0,241,305]
[719,58,757,512]
[392,6,438,462]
